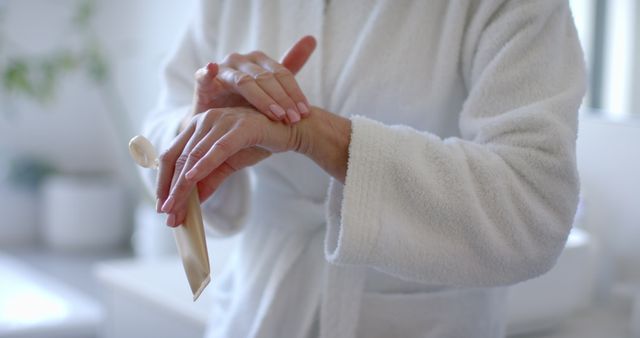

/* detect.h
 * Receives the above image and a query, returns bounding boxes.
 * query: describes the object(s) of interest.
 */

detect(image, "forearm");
[294,106,352,183]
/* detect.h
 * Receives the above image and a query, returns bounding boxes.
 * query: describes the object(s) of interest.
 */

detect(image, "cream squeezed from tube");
[129,135,211,301]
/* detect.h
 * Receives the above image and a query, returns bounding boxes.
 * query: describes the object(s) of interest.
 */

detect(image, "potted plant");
[0,0,148,251]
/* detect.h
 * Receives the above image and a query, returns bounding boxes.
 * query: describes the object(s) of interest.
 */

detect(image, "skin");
[157,36,351,227]
[187,36,317,126]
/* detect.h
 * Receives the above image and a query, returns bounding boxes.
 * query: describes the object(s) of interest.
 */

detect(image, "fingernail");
[186,168,198,181]
[155,198,162,213]
[287,108,300,123]
[166,214,175,227]
[269,104,286,119]
[206,62,216,74]
[161,196,175,213]
[297,102,309,116]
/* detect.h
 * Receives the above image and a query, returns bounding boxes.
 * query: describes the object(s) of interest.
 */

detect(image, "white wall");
[0,0,196,181]
[577,114,640,283]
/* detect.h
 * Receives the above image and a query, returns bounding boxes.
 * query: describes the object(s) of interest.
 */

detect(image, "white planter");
[42,175,127,251]
[0,185,39,246]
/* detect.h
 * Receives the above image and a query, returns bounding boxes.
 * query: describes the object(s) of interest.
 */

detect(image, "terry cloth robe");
[139,0,587,337]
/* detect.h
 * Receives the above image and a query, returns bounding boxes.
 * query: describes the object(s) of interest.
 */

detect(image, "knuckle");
[235,118,252,130]
[254,71,273,81]
[234,72,253,87]
[204,108,222,121]
[214,138,233,154]
[249,50,266,59]
[189,147,207,162]
[174,153,189,170]
[273,68,293,79]
[193,67,206,79]
[159,151,173,164]
[222,52,241,64]
[191,113,203,125]
[204,108,219,117]
[219,111,239,124]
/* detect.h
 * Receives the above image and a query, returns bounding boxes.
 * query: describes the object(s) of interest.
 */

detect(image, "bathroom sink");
[506,227,597,335]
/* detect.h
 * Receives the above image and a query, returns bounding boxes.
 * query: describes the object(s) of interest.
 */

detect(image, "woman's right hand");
[186,35,317,129]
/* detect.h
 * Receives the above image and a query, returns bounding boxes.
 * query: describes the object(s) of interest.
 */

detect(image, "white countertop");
[0,253,103,338]
[94,257,214,327]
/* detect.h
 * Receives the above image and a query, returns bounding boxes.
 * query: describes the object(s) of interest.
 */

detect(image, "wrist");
[293,106,352,182]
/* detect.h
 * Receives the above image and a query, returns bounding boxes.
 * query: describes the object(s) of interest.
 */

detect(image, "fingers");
[160,107,277,227]
[218,65,286,122]
[218,50,310,124]
[280,35,317,75]
[252,53,310,118]
[156,121,196,212]
[195,62,218,86]
[163,118,234,226]
[164,111,255,227]
[184,128,246,183]
[239,60,304,122]
[193,63,223,114]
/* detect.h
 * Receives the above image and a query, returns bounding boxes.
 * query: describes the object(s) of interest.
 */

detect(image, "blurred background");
[0,0,638,337]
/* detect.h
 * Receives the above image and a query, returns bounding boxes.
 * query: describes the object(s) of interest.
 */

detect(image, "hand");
[157,106,302,226]
[187,35,317,128]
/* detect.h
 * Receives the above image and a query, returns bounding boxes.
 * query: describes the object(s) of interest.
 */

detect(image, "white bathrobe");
[140,0,586,337]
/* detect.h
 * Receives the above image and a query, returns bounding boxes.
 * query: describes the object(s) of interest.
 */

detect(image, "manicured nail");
[166,214,175,227]
[297,102,310,116]
[287,108,300,123]
[161,196,175,213]
[186,168,198,181]
[206,63,216,75]
[155,198,162,213]
[269,104,286,119]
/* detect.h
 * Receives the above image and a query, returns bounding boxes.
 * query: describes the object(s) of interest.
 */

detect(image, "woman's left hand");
[157,106,298,226]
[158,105,352,227]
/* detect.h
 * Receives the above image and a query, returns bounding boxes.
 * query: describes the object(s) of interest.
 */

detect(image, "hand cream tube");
[129,135,211,301]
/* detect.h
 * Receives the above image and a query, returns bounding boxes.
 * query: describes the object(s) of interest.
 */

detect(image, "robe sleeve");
[324,0,587,287]
[139,0,250,237]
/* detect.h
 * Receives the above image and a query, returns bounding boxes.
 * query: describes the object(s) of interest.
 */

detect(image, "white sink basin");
[506,227,597,336]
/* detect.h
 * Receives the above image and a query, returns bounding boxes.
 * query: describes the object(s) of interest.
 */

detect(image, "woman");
[140,0,586,337]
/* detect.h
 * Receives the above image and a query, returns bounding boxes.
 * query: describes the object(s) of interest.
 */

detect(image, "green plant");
[0,0,110,105]
[0,0,148,200]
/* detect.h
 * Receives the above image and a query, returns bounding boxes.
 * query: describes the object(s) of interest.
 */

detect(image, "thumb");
[280,35,317,75]
[196,62,219,87]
